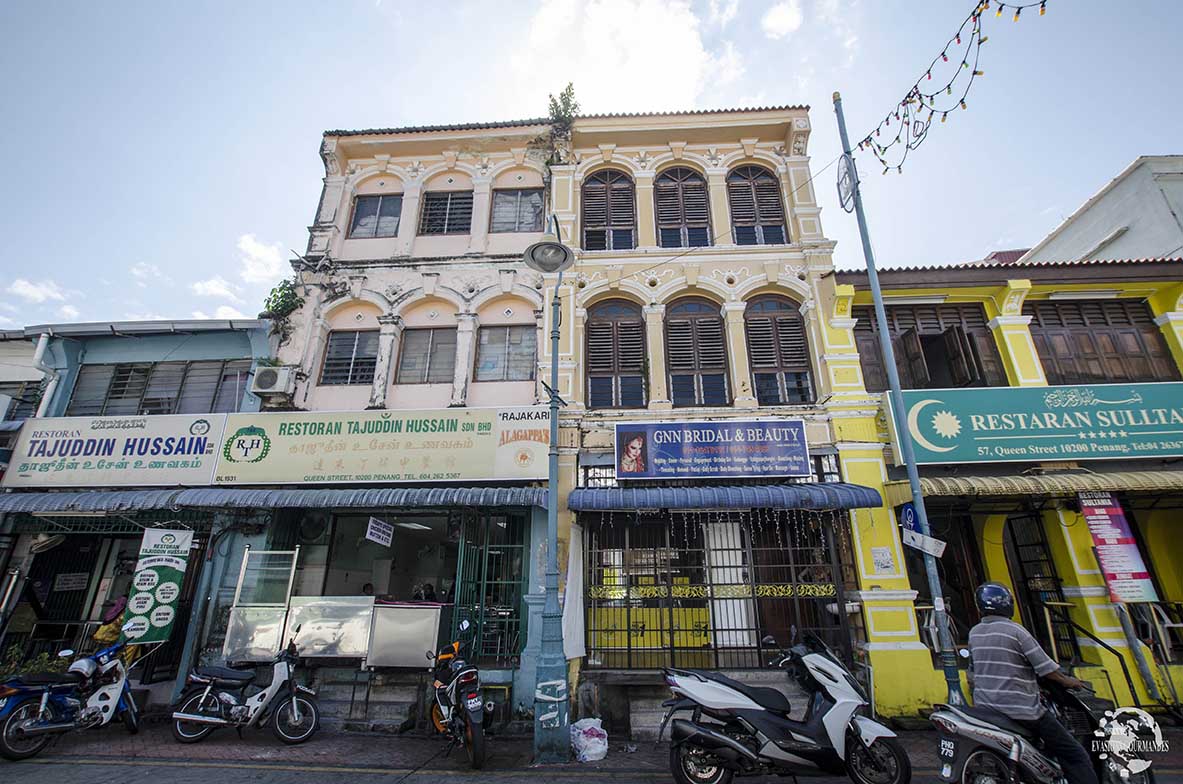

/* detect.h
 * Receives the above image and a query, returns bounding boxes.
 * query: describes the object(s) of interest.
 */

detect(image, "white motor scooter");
[660,632,910,784]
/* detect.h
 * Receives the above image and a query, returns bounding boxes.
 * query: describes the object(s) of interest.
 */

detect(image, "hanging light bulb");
[941,112,948,123]
[960,99,967,110]
[941,50,948,62]
[1040,0,1046,14]
[1014,6,1021,20]
[974,70,985,76]
[980,35,989,44]
[962,60,968,68]
[897,166,902,174]
[996,3,1004,16]
[946,85,952,95]
[926,70,932,80]
[956,33,961,44]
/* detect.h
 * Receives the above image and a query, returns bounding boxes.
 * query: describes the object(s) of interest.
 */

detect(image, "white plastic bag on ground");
[570,717,609,762]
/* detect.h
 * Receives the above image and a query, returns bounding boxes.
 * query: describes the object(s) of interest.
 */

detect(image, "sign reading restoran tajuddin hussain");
[889,382,1183,465]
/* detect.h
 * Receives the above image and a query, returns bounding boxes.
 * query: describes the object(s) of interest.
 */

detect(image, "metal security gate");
[585,509,853,670]
[1006,513,1081,664]
[454,510,528,667]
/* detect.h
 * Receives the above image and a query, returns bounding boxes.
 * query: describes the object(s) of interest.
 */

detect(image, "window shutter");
[942,325,977,387]
[745,317,778,369]
[583,184,608,228]
[898,328,930,388]
[608,181,634,226]
[141,363,186,414]
[666,319,697,371]
[66,365,116,416]
[655,182,681,226]
[586,300,646,408]
[727,179,757,226]
[775,315,810,371]
[755,179,785,223]
[585,321,617,373]
[616,320,646,371]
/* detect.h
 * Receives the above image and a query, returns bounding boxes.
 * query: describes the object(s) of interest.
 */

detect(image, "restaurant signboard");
[614,419,810,480]
[1079,492,1159,604]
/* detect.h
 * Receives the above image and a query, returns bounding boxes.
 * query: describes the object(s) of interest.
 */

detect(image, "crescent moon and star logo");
[907,399,963,454]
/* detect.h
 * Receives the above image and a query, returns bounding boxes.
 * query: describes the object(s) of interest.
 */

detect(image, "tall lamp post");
[522,216,576,761]
[832,92,965,706]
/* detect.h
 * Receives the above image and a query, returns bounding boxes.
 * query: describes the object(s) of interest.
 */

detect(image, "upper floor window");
[582,169,636,250]
[419,191,474,235]
[853,304,1007,392]
[586,300,646,409]
[666,298,729,407]
[655,167,711,248]
[0,380,41,420]
[397,328,457,384]
[475,325,537,381]
[66,359,253,416]
[320,330,379,386]
[491,189,544,233]
[349,194,402,238]
[745,296,814,405]
[727,165,787,245]
[1025,299,1180,385]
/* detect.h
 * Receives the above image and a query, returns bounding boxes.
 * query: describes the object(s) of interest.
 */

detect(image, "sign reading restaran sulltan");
[889,382,1183,465]
[2,414,227,487]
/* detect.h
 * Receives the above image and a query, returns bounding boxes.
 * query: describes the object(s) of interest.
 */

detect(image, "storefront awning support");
[834,92,966,707]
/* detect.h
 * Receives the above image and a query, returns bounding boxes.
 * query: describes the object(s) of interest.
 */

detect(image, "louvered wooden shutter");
[617,320,645,371]
[608,181,635,227]
[755,178,785,223]
[942,325,977,387]
[666,318,696,371]
[897,328,930,388]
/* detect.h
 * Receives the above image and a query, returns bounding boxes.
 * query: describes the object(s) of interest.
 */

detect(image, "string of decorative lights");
[856,0,1050,174]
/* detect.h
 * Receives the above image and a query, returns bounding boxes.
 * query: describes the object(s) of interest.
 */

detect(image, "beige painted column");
[635,171,657,249]
[706,170,731,246]
[643,304,671,409]
[450,313,478,407]
[723,302,757,407]
[569,306,587,407]
[395,182,422,256]
[466,177,492,255]
[368,314,404,409]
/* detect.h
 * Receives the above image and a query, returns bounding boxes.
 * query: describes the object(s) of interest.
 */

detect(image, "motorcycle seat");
[955,705,1037,740]
[17,671,86,686]
[195,665,255,683]
[691,670,793,714]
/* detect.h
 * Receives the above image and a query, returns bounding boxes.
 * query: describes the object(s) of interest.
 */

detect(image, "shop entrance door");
[454,511,528,667]
[1005,513,1080,664]
[26,536,102,622]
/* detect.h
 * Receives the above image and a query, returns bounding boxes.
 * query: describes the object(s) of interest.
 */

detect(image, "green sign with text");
[888,382,1183,465]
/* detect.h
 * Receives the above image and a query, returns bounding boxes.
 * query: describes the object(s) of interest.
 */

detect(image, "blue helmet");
[975,582,1015,618]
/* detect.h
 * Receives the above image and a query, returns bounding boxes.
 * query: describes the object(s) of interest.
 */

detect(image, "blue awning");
[567,483,882,512]
[0,489,184,514]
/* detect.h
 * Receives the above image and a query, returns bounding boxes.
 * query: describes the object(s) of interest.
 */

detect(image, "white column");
[450,313,478,407]
[466,178,492,255]
[368,314,404,409]
[395,182,422,256]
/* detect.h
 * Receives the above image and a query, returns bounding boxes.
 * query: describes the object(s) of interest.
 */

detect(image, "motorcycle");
[659,632,910,784]
[0,638,140,761]
[171,625,319,744]
[931,671,1157,784]
[426,619,495,769]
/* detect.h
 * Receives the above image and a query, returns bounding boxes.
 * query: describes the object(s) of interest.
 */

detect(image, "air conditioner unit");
[250,365,297,396]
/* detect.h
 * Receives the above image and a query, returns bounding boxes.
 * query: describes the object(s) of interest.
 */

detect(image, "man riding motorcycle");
[967,583,1097,784]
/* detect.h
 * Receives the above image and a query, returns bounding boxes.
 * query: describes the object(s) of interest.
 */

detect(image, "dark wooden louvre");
[727,166,787,245]
[1024,299,1179,384]
[419,191,474,235]
[586,300,646,408]
[744,296,814,405]
[655,167,711,248]
[582,170,636,250]
[666,298,729,407]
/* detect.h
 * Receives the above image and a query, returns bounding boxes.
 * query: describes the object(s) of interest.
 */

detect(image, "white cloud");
[8,279,66,304]
[129,262,171,289]
[761,0,802,39]
[509,0,741,113]
[707,0,738,27]
[711,40,744,85]
[124,312,170,321]
[238,234,286,284]
[815,0,859,66]
[191,276,245,304]
[58,305,80,320]
[193,306,250,320]
[0,302,16,313]
[0,315,15,327]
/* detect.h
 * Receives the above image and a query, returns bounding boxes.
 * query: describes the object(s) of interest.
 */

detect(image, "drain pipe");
[31,333,59,417]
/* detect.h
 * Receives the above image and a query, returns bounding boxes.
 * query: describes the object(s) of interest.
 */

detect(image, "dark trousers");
[1019,711,1098,784]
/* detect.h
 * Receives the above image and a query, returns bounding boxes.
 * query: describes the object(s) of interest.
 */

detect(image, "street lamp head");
[522,234,575,274]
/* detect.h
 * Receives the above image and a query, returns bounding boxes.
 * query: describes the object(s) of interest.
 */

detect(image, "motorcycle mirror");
[58,649,75,658]
[958,648,971,659]
[760,635,778,648]
[294,624,302,634]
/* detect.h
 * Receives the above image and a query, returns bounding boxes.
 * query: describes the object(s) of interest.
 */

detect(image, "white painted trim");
[1086,603,1125,634]
[883,294,948,305]
[861,641,932,652]
[848,590,919,602]
[1077,638,1129,649]
[1048,289,1121,300]
[830,317,857,330]
[1154,312,1183,326]
[988,315,1034,329]
[866,605,919,638]
[1054,507,1101,575]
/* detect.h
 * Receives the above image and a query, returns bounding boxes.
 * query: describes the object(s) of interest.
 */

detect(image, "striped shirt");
[968,616,1060,720]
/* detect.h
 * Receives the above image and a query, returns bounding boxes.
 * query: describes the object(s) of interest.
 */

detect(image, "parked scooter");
[660,632,910,784]
[931,667,1156,784]
[0,637,140,760]
[171,625,319,744]
[426,619,495,769]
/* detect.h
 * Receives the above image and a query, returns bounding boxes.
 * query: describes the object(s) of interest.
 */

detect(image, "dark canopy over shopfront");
[568,482,881,511]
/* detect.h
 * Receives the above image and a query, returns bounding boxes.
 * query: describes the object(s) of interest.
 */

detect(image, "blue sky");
[1,0,1180,327]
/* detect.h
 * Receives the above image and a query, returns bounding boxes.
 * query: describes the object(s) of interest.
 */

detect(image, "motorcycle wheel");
[670,744,735,784]
[172,691,218,744]
[847,734,911,784]
[465,715,487,769]
[0,699,53,761]
[272,696,319,744]
[121,701,140,735]
[960,748,1011,784]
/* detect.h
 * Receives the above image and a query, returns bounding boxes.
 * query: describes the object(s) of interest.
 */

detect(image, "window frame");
[585,299,647,409]
[654,166,712,249]
[64,359,254,416]
[489,188,545,234]
[418,190,475,236]
[473,324,538,382]
[743,295,815,406]
[319,330,380,387]
[581,169,637,251]
[726,165,789,246]
[665,297,731,408]
[347,193,404,239]
[396,327,459,385]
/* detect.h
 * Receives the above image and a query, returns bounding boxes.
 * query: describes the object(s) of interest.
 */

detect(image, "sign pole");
[833,92,965,706]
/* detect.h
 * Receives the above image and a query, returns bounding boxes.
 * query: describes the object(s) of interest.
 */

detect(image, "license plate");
[466,696,482,710]
[939,737,957,759]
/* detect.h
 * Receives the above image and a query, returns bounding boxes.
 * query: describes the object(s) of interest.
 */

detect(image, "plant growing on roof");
[260,277,304,347]
[530,83,581,167]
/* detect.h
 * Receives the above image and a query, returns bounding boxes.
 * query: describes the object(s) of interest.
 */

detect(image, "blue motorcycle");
[0,639,139,760]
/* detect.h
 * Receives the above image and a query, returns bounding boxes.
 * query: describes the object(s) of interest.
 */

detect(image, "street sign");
[902,528,947,558]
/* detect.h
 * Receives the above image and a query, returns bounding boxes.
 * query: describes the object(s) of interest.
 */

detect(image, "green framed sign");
[888,382,1183,465]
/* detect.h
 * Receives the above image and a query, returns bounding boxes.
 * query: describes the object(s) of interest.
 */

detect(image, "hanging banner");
[122,529,194,645]
[888,382,1183,465]
[614,419,810,480]
[1079,492,1159,604]
[2,414,226,487]
[214,407,548,484]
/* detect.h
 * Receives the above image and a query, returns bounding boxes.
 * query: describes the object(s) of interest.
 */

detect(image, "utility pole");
[833,91,966,706]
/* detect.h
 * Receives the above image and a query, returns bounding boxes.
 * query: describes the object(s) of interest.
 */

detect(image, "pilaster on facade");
[1148,282,1183,369]
[722,302,757,407]
[368,314,404,409]
[985,279,1047,387]
[450,312,478,407]
[634,170,657,248]
[395,181,423,257]
[465,177,493,255]
[642,303,671,409]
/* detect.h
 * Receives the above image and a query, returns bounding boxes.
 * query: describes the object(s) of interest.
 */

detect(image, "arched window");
[586,300,646,408]
[744,296,814,405]
[666,298,729,407]
[655,167,710,248]
[582,169,636,250]
[727,165,787,245]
